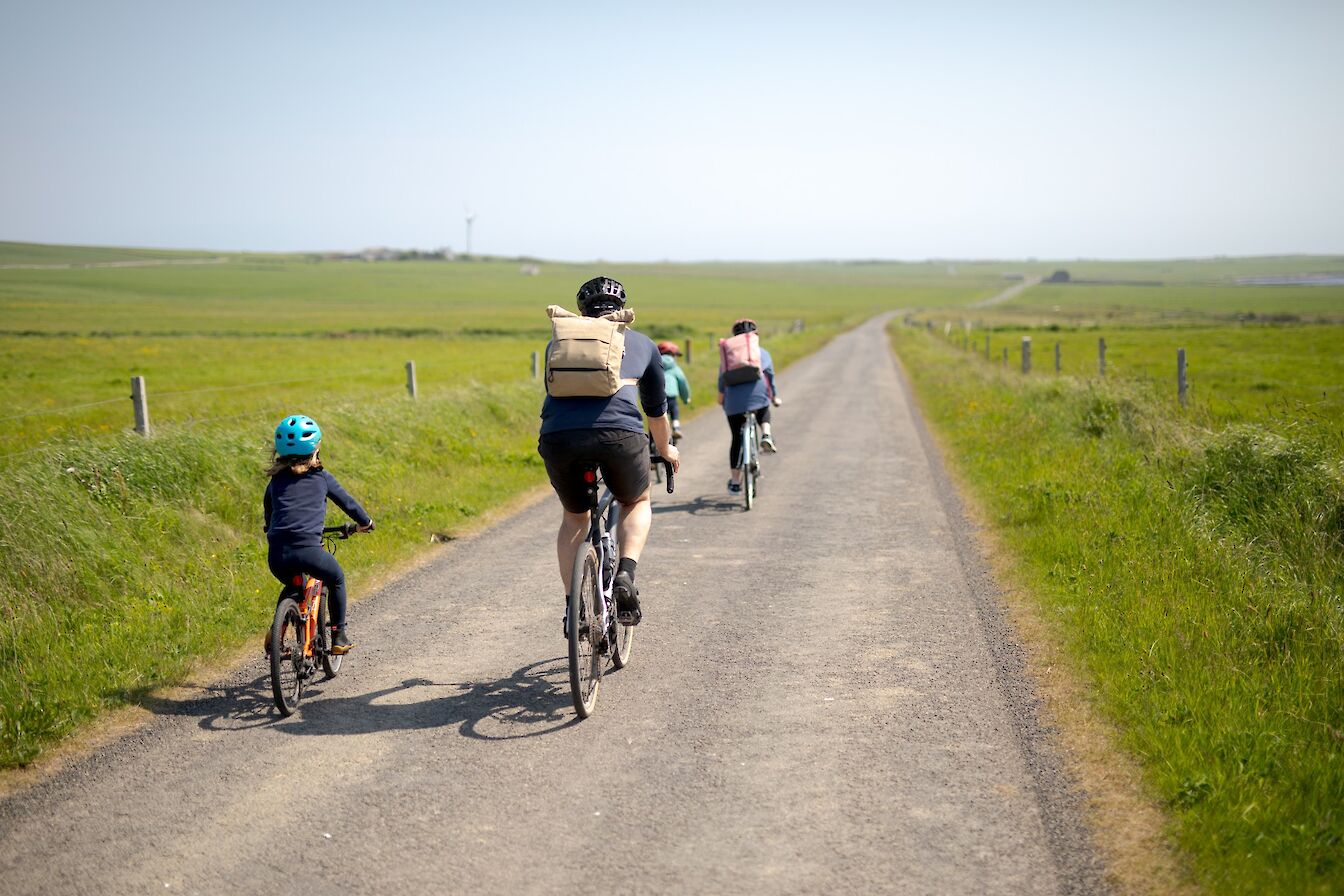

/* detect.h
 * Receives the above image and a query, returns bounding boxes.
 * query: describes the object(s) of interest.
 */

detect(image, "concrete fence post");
[530,351,539,380]
[405,361,418,398]
[1002,347,1008,366]
[1055,341,1061,374]
[684,339,692,364]
[130,376,150,436]
[1098,337,1107,377]
[1022,336,1032,374]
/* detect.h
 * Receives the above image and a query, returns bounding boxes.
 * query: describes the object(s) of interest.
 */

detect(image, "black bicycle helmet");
[732,318,758,336]
[576,276,627,317]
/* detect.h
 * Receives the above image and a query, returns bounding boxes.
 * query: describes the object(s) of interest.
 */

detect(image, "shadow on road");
[143,658,583,740]
[652,495,741,516]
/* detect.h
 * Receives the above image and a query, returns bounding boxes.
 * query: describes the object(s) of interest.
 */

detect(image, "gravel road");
[0,316,1105,895]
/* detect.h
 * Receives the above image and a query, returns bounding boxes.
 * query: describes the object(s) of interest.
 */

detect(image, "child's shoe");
[727,479,742,494]
[331,627,355,655]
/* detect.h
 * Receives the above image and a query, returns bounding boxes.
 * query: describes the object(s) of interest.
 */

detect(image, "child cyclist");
[657,341,692,443]
[263,414,373,654]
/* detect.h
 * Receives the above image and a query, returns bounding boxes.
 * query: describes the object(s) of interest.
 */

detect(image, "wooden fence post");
[1177,348,1188,406]
[1022,336,1032,373]
[684,339,692,364]
[1098,337,1107,377]
[985,334,991,360]
[130,376,150,436]
[1001,347,1008,366]
[530,351,539,379]
[405,361,418,398]
[1055,341,1061,374]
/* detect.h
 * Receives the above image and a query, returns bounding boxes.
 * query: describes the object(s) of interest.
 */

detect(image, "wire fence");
[0,353,558,465]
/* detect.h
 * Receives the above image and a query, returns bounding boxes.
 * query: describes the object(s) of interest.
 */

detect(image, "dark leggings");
[726,406,771,467]
[268,543,349,628]
[667,396,681,423]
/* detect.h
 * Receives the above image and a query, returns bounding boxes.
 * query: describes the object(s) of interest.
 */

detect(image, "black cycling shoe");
[330,628,355,655]
[613,572,642,626]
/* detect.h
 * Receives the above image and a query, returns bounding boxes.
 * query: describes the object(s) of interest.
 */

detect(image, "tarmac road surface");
[0,316,1105,895]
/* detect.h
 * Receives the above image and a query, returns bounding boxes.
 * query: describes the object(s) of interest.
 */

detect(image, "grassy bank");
[888,322,1343,894]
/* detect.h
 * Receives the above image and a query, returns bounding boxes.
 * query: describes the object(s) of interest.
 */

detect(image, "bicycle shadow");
[143,658,581,741]
[652,495,741,516]
[138,675,276,732]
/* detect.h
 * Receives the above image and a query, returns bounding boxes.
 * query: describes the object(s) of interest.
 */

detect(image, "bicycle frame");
[286,573,325,660]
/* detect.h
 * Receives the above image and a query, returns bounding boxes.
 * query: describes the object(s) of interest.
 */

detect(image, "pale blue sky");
[2,1,1341,260]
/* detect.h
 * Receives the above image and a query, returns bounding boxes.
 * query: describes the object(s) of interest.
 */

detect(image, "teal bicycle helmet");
[274,414,322,457]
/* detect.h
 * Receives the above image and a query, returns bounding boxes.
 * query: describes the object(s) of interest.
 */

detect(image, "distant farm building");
[1046,269,1071,283]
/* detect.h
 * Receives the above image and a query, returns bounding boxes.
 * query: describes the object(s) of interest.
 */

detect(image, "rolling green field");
[4,242,1343,895]
[893,281,1344,894]
[1,242,999,769]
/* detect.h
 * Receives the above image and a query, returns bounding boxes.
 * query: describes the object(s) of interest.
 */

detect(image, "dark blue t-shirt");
[539,328,668,434]
[264,468,371,547]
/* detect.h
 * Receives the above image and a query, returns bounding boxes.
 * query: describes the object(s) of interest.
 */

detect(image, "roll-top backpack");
[545,305,638,398]
[719,331,762,386]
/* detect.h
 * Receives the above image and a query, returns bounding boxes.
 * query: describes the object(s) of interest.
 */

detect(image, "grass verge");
[888,322,1344,895]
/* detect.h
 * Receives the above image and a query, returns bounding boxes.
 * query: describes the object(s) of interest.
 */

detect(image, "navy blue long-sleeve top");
[263,468,371,547]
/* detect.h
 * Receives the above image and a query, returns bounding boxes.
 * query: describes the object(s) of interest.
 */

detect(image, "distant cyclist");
[657,341,691,443]
[538,277,681,626]
[718,318,781,495]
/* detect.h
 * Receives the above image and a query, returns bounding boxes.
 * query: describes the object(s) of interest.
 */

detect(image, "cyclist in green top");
[657,341,691,443]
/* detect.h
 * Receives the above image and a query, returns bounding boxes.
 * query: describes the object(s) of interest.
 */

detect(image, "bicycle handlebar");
[649,455,675,494]
[322,522,373,539]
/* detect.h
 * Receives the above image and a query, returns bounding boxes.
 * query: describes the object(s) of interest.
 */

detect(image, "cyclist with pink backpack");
[718,318,782,494]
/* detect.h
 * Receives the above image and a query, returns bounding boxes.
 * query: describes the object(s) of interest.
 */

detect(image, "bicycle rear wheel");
[317,587,342,678]
[269,597,304,716]
[568,545,603,718]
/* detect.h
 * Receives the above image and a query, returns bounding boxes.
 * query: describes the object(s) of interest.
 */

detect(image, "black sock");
[618,557,637,581]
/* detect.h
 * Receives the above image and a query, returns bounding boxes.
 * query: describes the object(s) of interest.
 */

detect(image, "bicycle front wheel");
[611,605,635,670]
[317,587,342,678]
[568,546,603,718]
[269,597,304,716]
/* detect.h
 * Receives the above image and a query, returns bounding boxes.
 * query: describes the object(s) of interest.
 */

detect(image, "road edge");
[883,328,1115,896]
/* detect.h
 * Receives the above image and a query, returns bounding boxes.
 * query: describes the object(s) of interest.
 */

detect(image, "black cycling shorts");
[538,428,651,513]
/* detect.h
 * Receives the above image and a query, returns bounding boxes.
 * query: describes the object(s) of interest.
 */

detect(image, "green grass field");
[891,286,1344,894]
[4,242,1343,895]
[0,242,1000,769]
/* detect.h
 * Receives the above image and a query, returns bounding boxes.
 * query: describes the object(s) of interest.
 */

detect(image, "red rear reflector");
[583,470,596,483]
[292,575,304,587]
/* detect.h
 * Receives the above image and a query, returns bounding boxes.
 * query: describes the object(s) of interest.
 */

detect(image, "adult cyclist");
[718,318,781,495]
[538,277,681,626]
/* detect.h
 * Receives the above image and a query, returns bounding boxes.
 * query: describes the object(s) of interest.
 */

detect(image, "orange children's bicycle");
[267,523,367,716]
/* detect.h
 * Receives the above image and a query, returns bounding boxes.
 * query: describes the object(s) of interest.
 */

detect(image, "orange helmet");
[656,340,682,356]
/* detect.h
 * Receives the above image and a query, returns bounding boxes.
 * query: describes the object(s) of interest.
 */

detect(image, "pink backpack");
[719,332,762,386]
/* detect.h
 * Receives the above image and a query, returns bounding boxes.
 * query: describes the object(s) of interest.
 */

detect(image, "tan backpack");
[545,305,638,398]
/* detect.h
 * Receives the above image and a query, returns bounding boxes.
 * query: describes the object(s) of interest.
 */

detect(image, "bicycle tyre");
[741,421,754,511]
[611,602,635,670]
[568,545,603,718]
[317,587,342,678]
[269,597,304,716]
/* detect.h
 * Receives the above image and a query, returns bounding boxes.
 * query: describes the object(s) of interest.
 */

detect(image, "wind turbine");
[464,209,477,256]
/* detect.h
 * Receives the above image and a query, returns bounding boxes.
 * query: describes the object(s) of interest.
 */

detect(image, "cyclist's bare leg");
[616,486,652,562]
[556,510,588,592]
